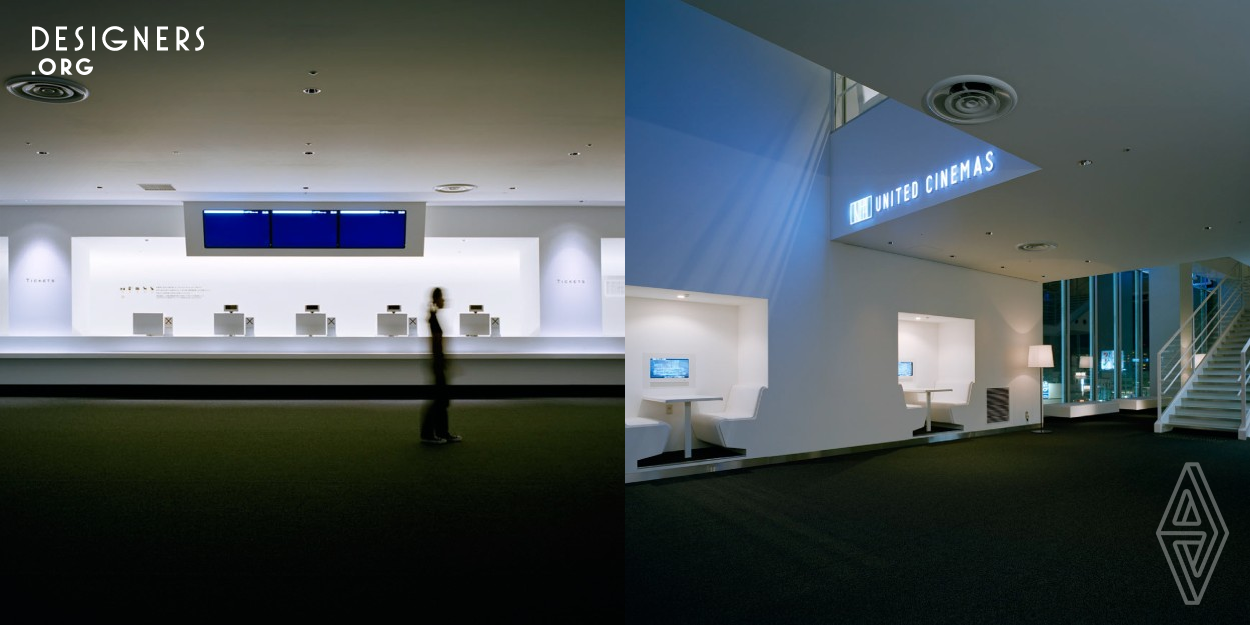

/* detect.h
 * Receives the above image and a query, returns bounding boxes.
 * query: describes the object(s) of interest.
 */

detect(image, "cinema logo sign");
[849,150,996,225]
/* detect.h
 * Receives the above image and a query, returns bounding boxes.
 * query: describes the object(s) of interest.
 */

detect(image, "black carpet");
[0,397,621,619]
[626,414,1250,624]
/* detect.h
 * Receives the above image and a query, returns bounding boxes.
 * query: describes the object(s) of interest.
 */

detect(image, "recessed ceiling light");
[677,294,689,299]
[308,70,318,76]
[434,184,477,193]
[1078,159,1093,166]
[569,152,581,156]
[303,151,315,155]
[35,150,48,155]
[6,75,89,104]
[303,88,321,95]
[1204,226,1212,230]
[1017,242,1057,252]
[985,231,992,235]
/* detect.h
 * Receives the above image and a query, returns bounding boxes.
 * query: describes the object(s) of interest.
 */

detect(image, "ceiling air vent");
[138,183,177,191]
[5,75,89,104]
[434,183,477,193]
[1016,242,1057,252]
[924,75,1017,124]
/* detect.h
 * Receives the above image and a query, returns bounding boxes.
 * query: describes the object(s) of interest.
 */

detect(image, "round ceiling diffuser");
[434,184,477,193]
[1016,242,1057,252]
[5,75,89,104]
[924,75,1016,124]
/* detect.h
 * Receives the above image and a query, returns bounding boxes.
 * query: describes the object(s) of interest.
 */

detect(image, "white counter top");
[0,336,623,359]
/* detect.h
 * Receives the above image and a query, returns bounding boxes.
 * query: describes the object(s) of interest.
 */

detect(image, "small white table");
[903,388,952,432]
[641,393,723,458]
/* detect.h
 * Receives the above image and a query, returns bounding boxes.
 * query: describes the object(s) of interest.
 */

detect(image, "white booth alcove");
[625,286,768,471]
[897,312,976,432]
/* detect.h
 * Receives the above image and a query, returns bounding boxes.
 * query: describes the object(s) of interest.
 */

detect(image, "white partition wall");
[602,238,625,336]
[71,237,540,337]
[0,238,7,334]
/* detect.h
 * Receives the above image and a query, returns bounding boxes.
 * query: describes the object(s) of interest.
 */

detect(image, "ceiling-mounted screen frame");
[184,201,425,256]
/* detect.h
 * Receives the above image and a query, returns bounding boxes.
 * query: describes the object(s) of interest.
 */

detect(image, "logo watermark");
[1157,462,1228,605]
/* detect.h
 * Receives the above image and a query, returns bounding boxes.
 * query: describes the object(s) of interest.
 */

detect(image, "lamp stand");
[1032,366,1051,434]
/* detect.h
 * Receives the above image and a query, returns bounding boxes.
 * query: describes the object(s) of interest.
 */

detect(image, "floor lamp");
[1028,345,1054,434]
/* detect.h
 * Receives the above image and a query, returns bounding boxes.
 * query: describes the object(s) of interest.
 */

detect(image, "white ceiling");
[683,0,1250,282]
[0,1,622,206]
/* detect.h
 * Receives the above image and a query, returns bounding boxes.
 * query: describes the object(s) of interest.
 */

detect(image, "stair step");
[1168,416,1241,432]
[1172,407,1243,420]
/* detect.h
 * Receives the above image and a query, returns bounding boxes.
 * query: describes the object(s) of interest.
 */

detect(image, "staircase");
[1164,317,1250,433]
[1155,312,1245,435]
[1155,274,1250,437]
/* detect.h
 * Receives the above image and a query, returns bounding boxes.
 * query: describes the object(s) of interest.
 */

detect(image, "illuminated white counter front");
[0,336,623,390]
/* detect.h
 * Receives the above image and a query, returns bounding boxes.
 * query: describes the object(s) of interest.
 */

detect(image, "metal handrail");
[1241,338,1250,430]
[1157,277,1245,423]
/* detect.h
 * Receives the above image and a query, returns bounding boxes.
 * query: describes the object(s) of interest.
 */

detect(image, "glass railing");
[834,73,886,129]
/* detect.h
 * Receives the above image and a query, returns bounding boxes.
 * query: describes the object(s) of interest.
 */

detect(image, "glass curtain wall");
[1042,269,1151,403]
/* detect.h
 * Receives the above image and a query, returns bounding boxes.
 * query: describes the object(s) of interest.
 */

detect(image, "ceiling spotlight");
[303,88,321,95]
[923,75,1017,124]
[308,70,318,76]
[303,151,315,155]
[35,150,48,155]
[569,152,581,156]
[434,183,477,193]
[1204,226,1213,230]
[1078,159,1093,166]
[985,231,992,235]
[6,75,89,104]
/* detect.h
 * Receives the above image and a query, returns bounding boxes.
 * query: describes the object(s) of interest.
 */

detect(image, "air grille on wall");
[138,183,177,191]
[987,387,1009,423]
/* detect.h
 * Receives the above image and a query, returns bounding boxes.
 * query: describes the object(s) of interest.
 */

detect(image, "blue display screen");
[271,211,338,248]
[898,361,914,377]
[340,210,406,248]
[650,358,690,379]
[203,210,271,248]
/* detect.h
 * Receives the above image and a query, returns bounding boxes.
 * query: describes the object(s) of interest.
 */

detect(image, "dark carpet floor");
[0,397,621,619]
[626,414,1250,624]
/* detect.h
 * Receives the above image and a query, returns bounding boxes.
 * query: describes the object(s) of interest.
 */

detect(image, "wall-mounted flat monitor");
[378,313,408,336]
[898,361,914,377]
[460,313,490,336]
[132,312,165,336]
[339,210,406,248]
[272,210,338,248]
[203,210,270,248]
[214,312,246,336]
[648,355,693,387]
[296,312,327,336]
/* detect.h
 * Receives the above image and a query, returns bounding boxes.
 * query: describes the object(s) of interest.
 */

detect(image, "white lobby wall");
[938,319,976,382]
[602,238,625,336]
[626,0,1041,458]
[1,204,623,337]
[0,238,7,334]
[72,237,538,337]
[626,296,739,452]
[898,321,938,389]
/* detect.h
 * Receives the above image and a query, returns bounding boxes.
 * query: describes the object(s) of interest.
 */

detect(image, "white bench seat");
[691,385,765,450]
[626,416,670,469]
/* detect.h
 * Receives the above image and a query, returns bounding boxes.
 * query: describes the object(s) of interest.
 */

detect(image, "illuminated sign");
[849,150,995,225]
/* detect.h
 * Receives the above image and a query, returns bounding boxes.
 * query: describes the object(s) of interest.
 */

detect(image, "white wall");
[627,0,1041,458]
[602,238,625,336]
[1,204,623,338]
[72,237,539,337]
[898,320,939,389]
[0,238,7,334]
[938,318,976,382]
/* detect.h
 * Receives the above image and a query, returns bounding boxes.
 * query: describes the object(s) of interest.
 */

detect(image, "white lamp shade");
[1028,345,1054,368]
[1078,355,1093,369]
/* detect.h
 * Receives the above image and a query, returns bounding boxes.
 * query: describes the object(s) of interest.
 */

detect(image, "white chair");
[931,379,973,424]
[626,416,670,470]
[900,384,926,430]
[691,385,766,449]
